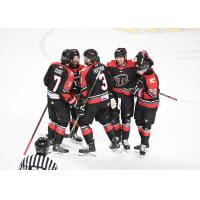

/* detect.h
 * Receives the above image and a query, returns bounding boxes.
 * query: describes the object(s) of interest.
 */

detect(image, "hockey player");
[64,49,84,143]
[44,49,77,153]
[78,49,120,155]
[132,51,159,156]
[107,48,138,150]
[19,137,58,170]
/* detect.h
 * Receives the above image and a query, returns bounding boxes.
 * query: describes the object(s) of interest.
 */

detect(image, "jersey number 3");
[99,73,108,91]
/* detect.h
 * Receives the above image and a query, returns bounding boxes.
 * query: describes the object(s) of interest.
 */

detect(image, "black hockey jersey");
[19,154,58,170]
[107,59,138,98]
[44,62,75,102]
[70,64,85,97]
[80,62,112,104]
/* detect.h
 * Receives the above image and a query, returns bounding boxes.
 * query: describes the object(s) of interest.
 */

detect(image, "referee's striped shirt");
[19,154,58,170]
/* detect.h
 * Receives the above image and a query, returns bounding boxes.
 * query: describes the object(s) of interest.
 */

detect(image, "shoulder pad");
[107,60,117,67]
[126,59,135,67]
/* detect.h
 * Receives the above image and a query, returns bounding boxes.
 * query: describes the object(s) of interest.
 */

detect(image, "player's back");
[80,62,110,104]
[44,62,73,95]
[89,62,108,95]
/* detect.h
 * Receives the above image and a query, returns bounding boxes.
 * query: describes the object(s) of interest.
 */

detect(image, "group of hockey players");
[42,47,160,157]
[19,47,160,170]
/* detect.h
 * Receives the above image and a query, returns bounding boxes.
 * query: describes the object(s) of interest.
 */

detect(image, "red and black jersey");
[70,64,85,95]
[44,62,74,103]
[107,59,138,98]
[137,68,160,109]
[80,62,112,104]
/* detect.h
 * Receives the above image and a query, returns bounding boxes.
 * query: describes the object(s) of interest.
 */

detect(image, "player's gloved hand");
[76,105,85,116]
[136,79,144,88]
[68,97,78,109]
[108,92,114,99]
[132,79,144,96]
[129,88,135,94]
[110,98,117,109]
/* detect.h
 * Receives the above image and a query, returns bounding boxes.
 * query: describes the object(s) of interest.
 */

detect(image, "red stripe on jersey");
[140,129,151,137]
[48,122,57,131]
[81,127,92,136]
[112,87,131,96]
[113,123,121,131]
[138,99,159,109]
[122,124,130,132]
[55,127,65,136]
[87,97,103,104]
[104,123,113,133]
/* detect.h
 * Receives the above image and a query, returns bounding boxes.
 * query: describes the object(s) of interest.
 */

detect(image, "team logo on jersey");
[150,78,156,84]
[113,74,129,87]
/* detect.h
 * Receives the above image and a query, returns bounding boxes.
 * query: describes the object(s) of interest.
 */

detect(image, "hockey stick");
[70,70,102,137]
[23,104,48,155]
[160,92,177,101]
[129,87,178,102]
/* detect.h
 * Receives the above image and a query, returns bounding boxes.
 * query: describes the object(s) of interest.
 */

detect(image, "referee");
[19,137,58,170]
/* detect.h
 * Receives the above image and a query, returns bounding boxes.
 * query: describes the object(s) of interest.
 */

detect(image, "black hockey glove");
[131,79,144,96]
[76,105,85,116]
[68,97,79,110]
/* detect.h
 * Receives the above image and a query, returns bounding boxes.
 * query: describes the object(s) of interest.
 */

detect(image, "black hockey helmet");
[97,55,100,62]
[134,50,154,68]
[135,58,150,72]
[135,50,149,60]
[83,49,98,63]
[35,137,50,155]
[114,48,127,59]
[61,49,73,65]
[71,49,80,58]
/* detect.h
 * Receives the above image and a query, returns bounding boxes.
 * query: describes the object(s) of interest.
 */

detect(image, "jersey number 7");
[53,75,61,92]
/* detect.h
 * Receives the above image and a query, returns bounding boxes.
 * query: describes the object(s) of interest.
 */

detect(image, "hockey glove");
[68,97,78,109]
[110,98,117,109]
[132,79,144,96]
[76,105,85,116]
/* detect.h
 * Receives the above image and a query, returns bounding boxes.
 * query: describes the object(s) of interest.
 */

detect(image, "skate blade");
[110,148,122,153]
[49,151,69,155]
[122,148,131,153]
[134,148,150,153]
[139,153,146,158]
[134,149,140,153]
[70,138,82,145]
[78,152,96,157]
[64,134,70,138]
